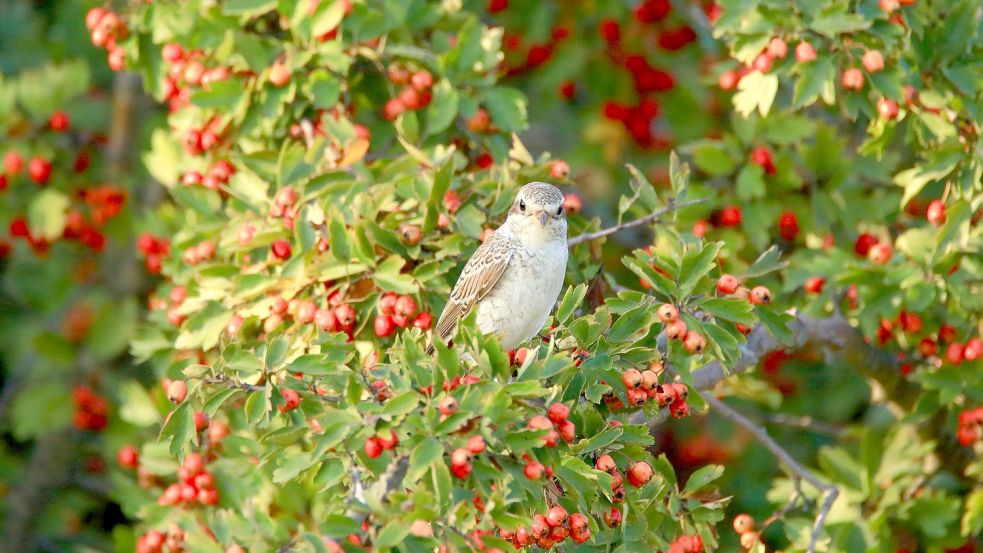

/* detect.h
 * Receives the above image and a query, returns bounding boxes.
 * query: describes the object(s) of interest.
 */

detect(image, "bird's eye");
[519,199,526,212]
[557,206,563,216]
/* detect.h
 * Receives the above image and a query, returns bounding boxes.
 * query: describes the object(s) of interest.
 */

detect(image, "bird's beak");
[538,211,548,227]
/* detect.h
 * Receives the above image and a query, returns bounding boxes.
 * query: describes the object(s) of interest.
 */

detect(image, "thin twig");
[758,412,844,438]
[701,393,837,553]
[567,198,706,247]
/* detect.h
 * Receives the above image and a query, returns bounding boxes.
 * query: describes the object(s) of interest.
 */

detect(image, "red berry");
[868,242,893,264]
[563,193,582,215]
[842,68,865,91]
[271,239,292,260]
[795,41,817,63]
[778,211,799,241]
[547,403,570,424]
[749,146,776,175]
[49,111,70,132]
[595,454,616,473]
[395,295,418,319]
[3,151,23,175]
[599,19,621,43]
[752,53,773,73]
[334,303,356,331]
[657,303,678,323]
[28,156,52,185]
[410,71,433,91]
[117,445,139,469]
[167,380,188,404]
[278,388,300,412]
[603,507,622,528]
[945,342,964,365]
[438,396,458,416]
[85,7,107,30]
[269,63,291,87]
[364,437,383,458]
[718,205,742,227]
[862,50,885,73]
[626,461,653,487]
[413,312,433,330]
[382,98,404,121]
[854,232,879,256]
[926,200,946,226]
[963,337,982,361]
[877,98,899,120]
[718,70,741,90]
[767,37,788,59]
[684,332,706,354]
[733,513,754,533]
[717,274,739,295]
[804,276,825,294]
[665,319,688,340]
[546,506,568,527]
[315,308,339,332]
[374,314,396,337]
[550,160,570,179]
[524,460,544,480]
[749,286,772,305]
[467,435,486,454]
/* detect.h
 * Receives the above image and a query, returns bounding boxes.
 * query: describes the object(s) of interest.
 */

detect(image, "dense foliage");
[0,1,980,552]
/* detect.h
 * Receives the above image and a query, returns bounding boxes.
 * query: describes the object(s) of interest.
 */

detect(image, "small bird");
[430,182,569,353]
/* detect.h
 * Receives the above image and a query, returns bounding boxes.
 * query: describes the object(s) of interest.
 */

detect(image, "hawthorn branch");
[700,393,838,553]
[567,198,706,247]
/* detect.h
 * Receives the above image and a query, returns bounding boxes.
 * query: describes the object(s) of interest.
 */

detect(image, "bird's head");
[506,182,567,243]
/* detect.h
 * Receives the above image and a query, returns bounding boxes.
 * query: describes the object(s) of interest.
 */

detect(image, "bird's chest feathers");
[476,239,567,347]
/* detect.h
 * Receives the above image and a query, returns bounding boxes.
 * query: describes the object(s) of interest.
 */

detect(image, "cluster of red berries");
[499,505,592,548]
[668,533,705,553]
[157,453,220,507]
[3,149,51,187]
[614,364,690,417]
[146,284,189,326]
[181,159,235,191]
[854,232,894,265]
[363,429,399,458]
[181,239,217,267]
[135,524,187,553]
[375,292,432,337]
[956,407,983,446]
[161,43,232,112]
[85,7,127,71]
[732,513,761,549]
[73,385,109,431]
[527,403,577,448]
[137,233,171,274]
[877,308,982,369]
[382,66,434,121]
[498,19,570,77]
[595,453,654,505]
[181,118,226,157]
[447,433,486,479]
[658,303,708,353]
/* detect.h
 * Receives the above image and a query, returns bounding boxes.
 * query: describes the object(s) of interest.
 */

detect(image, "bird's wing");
[431,233,515,349]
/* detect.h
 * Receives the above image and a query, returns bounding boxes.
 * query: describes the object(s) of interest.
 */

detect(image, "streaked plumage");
[430,182,568,353]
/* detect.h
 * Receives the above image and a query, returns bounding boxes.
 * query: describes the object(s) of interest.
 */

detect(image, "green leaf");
[424,81,459,137]
[382,391,421,417]
[962,487,983,537]
[311,0,346,36]
[556,284,588,324]
[244,389,269,425]
[309,70,341,108]
[27,189,69,241]
[756,306,794,346]
[744,245,785,278]
[571,426,622,454]
[793,58,835,109]
[118,381,161,427]
[699,298,755,326]
[735,164,765,201]
[405,438,443,485]
[191,79,242,109]
[733,72,779,118]
[483,86,527,133]
[376,520,411,548]
[373,255,418,294]
[625,163,661,212]
[223,0,277,15]
[669,151,691,197]
[678,242,723,298]
[818,446,866,493]
[691,141,737,177]
[328,207,352,262]
[87,297,139,360]
[810,11,869,37]
[607,303,652,343]
[314,458,346,490]
[159,403,196,457]
[683,464,724,495]
[273,452,315,484]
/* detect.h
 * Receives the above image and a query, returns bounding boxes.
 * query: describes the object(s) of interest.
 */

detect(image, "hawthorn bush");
[1,0,981,552]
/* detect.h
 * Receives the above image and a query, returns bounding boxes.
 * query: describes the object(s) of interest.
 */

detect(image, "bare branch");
[567,198,706,247]
[700,393,837,553]
[758,412,844,438]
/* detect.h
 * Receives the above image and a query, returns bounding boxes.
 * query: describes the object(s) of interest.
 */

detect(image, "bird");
[429,182,569,354]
